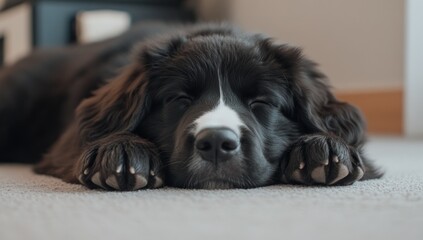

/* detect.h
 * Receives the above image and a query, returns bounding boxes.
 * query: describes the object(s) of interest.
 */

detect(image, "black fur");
[0,23,383,190]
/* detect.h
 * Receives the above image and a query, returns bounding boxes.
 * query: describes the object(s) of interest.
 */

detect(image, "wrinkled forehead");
[152,40,284,98]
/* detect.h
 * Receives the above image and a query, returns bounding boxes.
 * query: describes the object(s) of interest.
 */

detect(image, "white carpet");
[1,137,422,240]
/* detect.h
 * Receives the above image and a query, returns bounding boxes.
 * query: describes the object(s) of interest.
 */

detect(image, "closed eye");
[165,94,192,104]
[249,99,276,109]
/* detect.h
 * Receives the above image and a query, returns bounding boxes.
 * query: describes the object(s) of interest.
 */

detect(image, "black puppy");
[0,23,382,190]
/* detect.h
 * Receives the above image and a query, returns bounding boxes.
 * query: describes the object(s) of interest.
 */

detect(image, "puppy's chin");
[194,180,237,190]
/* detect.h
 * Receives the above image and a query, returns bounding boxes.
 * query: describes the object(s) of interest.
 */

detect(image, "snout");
[195,128,240,163]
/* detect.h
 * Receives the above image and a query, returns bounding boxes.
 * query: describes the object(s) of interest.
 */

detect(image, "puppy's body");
[0,23,169,163]
[0,23,382,190]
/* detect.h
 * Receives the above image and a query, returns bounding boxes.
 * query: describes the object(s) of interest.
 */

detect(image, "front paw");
[75,133,163,191]
[281,134,364,185]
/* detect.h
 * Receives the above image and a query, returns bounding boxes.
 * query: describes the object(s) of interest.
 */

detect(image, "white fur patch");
[192,75,244,136]
[193,100,244,136]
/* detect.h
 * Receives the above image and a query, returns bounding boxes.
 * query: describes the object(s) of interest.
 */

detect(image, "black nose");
[195,128,240,163]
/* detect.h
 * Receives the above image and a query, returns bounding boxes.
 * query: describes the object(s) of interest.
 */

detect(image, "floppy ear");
[76,65,150,143]
[76,36,186,144]
[264,42,366,146]
[292,56,366,147]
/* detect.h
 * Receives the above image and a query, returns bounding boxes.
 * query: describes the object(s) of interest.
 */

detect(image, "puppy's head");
[135,26,326,189]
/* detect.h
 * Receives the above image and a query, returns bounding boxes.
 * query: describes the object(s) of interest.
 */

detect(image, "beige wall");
[194,0,404,92]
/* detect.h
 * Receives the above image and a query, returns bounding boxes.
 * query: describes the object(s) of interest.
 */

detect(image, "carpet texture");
[1,137,422,240]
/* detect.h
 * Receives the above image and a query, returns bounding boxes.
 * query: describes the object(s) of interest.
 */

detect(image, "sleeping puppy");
[0,23,382,190]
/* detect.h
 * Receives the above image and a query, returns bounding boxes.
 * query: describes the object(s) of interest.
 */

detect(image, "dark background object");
[31,0,195,47]
[0,35,4,66]
[0,0,25,11]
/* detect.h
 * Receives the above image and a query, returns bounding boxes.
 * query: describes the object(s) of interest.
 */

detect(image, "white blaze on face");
[193,75,245,136]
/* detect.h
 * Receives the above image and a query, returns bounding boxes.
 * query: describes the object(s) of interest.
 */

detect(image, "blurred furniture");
[31,0,194,47]
[0,1,31,66]
[0,0,194,65]
[75,9,132,44]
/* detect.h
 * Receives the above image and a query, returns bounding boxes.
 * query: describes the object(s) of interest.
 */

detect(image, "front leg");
[281,134,365,186]
[76,132,164,191]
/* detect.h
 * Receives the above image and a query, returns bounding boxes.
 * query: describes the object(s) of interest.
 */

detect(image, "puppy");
[0,23,382,190]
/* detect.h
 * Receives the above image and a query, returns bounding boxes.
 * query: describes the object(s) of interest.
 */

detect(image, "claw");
[311,166,326,184]
[116,164,123,173]
[356,167,364,180]
[105,176,120,190]
[91,172,106,189]
[329,164,349,185]
[78,174,85,184]
[133,175,148,190]
[153,176,163,188]
[333,156,340,163]
[291,169,306,184]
